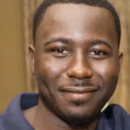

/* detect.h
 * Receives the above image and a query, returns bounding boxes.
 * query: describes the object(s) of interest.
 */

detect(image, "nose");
[67,52,93,79]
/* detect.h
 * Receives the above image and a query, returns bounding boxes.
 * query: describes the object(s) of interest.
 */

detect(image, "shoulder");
[102,104,130,130]
[0,93,38,130]
[103,104,129,118]
[0,115,5,130]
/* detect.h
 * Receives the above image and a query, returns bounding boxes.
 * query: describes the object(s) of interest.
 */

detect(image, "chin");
[59,113,96,129]
[55,102,101,128]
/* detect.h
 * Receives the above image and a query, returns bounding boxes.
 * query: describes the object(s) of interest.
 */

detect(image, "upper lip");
[59,86,99,93]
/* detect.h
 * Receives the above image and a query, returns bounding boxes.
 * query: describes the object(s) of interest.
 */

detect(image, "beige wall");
[0,0,26,112]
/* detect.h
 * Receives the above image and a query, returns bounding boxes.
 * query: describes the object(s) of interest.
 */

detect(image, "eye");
[50,48,70,58]
[89,50,108,59]
[90,50,107,56]
[53,48,69,54]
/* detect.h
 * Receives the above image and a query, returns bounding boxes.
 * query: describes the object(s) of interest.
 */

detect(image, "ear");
[28,45,35,75]
[118,52,123,70]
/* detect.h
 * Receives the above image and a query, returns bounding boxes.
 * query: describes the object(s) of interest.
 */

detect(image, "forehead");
[36,4,118,45]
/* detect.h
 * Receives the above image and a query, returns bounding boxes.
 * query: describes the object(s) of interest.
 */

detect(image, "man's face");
[29,4,123,123]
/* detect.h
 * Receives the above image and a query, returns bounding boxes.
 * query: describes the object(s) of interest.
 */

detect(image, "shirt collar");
[2,93,39,130]
[2,93,130,130]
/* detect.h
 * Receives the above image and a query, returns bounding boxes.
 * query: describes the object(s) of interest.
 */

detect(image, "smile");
[59,86,99,93]
[59,86,99,103]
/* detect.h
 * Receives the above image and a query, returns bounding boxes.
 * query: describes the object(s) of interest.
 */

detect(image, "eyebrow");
[44,37,112,50]
[44,38,73,46]
[87,39,112,50]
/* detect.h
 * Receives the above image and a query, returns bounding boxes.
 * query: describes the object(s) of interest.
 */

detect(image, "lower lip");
[62,92,94,103]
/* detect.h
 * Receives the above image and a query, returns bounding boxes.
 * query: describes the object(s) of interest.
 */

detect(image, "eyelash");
[51,49,107,55]
[90,50,107,56]
[49,47,109,59]
[51,48,68,54]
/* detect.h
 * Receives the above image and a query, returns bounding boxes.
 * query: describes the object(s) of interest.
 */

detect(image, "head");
[29,0,123,128]
[33,0,121,46]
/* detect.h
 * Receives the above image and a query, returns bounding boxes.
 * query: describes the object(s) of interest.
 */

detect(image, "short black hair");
[33,0,121,45]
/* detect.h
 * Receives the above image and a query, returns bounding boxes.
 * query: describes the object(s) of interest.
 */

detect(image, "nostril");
[67,64,93,79]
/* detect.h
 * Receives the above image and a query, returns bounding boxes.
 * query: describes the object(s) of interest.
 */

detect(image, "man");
[0,0,130,130]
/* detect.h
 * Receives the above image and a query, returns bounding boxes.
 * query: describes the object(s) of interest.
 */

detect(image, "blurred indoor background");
[0,0,130,113]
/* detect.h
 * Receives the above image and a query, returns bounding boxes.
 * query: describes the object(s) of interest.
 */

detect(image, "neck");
[23,98,100,130]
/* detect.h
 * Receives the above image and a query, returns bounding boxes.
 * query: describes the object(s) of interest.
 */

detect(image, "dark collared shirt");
[0,93,130,130]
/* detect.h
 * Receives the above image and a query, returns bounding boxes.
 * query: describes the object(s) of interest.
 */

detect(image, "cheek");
[92,60,120,103]
[92,60,120,87]
[96,59,119,74]
[35,56,68,84]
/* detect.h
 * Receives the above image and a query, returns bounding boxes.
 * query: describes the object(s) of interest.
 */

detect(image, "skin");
[26,3,123,130]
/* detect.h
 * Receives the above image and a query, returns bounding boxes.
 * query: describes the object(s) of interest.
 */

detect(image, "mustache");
[59,80,101,88]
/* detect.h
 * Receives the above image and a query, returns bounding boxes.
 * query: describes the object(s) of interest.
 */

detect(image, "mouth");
[59,86,99,103]
[59,86,99,93]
